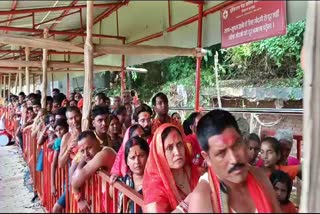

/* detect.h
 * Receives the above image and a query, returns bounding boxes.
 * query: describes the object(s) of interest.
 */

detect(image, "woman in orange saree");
[143,123,200,213]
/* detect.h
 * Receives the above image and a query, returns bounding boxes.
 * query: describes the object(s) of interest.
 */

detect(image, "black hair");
[45,114,54,125]
[66,106,81,115]
[171,112,180,118]
[183,119,192,136]
[27,107,34,112]
[270,170,293,204]
[128,124,144,138]
[261,137,281,156]
[32,100,41,106]
[46,96,53,103]
[151,92,168,106]
[53,97,61,104]
[18,92,26,97]
[56,107,67,117]
[183,112,201,135]
[248,133,261,144]
[161,126,182,144]
[54,118,69,130]
[133,103,152,122]
[196,109,240,152]
[107,114,119,126]
[113,105,127,116]
[124,136,150,165]
[27,93,37,100]
[106,97,111,102]
[95,92,107,102]
[52,88,60,93]
[78,130,97,142]
[91,105,110,119]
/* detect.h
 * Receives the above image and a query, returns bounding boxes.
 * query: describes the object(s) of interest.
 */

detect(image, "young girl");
[51,119,69,212]
[260,137,301,180]
[270,170,298,213]
[118,136,149,213]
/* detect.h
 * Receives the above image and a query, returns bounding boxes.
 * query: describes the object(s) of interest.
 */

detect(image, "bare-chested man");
[71,131,116,212]
[58,106,82,168]
[188,109,281,213]
[52,106,81,212]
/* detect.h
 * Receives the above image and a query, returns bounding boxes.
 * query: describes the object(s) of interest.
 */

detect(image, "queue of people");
[3,88,301,213]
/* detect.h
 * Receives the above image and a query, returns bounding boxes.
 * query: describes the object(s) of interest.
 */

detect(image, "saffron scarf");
[143,123,200,212]
[208,166,281,213]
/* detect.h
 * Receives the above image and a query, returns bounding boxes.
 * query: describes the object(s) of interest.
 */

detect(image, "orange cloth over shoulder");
[208,166,281,213]
[143,123,200,212]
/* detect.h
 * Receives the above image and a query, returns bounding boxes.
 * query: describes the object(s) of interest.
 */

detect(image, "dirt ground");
[0,145,44,213]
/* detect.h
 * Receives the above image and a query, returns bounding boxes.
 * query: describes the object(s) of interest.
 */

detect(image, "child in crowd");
[51,119,69,212]
[270,170,298,213]
[260,137,301,180]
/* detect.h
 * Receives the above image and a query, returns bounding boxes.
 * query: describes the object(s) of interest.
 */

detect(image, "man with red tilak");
[188,110,281,213]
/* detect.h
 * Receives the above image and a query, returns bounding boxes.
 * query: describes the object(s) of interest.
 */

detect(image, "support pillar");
[121,39,126,97]
[41,28,48,108]
[300,2,320,212]
[82,0,94,131]
[25,47,30,95]
[194,4,203,112]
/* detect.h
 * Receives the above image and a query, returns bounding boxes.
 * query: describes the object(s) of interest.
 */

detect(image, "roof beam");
[5,0,18,27]
[0,66,147,74]
[0,13,32,25]
[0,26,125,40]
[66,1,128,41]
[0,49,83,55]
[48,0,79,30]
[0,34,83,52]
[0,2,123,15]
[0,59,122,71]
[94,44,208,57]
[183,0,205,5]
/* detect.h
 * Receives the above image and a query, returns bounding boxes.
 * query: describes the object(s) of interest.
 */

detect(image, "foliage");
[221,20,305,87]
[109,20,305,104]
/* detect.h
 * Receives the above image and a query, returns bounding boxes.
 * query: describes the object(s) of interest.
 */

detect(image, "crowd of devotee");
[2,88,302,213]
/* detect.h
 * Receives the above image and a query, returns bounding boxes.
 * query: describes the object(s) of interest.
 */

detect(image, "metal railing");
[170,107,303,115]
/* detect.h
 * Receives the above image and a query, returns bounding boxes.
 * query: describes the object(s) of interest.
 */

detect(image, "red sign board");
[221,1,287,48]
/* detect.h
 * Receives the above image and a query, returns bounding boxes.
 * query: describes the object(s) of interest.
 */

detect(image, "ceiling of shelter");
[0,0,308,73]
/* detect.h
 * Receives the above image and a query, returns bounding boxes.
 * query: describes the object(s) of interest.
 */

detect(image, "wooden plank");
[14,72,18,94]
[0,67,148,74]
[0,60,122,71]
[25,47,30,95]
[8,73,11,96]
[94,44,208,57]
[41,28,48,108]
[82,0,94,131]
[300,2,320,212]
[0,34,83,52]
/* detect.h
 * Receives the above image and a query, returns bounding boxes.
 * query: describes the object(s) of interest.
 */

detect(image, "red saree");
[185,134,204,167]
[208,166,281,213]
[143,123,200,212]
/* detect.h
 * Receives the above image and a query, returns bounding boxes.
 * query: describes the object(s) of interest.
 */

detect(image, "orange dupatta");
[142,123,200,212]
[208,166,281,213]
